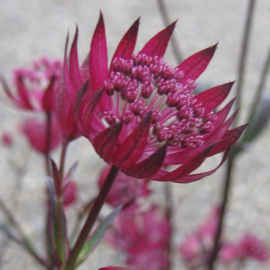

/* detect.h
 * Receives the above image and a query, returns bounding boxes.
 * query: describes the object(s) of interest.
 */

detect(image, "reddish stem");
[63,165,120,269]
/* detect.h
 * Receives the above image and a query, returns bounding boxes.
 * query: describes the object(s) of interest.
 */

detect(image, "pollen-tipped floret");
[103,54,212,150]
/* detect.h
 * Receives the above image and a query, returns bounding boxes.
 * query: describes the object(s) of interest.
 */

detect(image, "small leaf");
[49,158,61,198]
[76,206,122,266]
[45,176,57,244]
[64,161,79,185]
[242,96,270,143]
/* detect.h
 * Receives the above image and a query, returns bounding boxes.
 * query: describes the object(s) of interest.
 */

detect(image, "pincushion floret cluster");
[65,13,247,183]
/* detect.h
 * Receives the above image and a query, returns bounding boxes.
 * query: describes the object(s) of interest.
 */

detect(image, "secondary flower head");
[65,13,247,182]
[1,57,62,112]
[106,205,171,270]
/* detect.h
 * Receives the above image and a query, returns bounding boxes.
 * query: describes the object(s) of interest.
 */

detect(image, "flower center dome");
[103,54,217,149]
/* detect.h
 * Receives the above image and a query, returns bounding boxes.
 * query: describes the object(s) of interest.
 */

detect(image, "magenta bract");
[65,13,247,182]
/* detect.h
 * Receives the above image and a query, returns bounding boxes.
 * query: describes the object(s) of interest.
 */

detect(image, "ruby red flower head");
[65,13,247,183]
[1,57,62,112]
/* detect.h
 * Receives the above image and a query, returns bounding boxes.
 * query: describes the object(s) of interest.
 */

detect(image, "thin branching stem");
[234,0,256,128]
[246,47,270,125]
[208,155,234,270]
[156,0,183,64]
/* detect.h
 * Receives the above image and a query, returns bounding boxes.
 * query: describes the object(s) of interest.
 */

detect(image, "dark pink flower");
[21,115,61,154]
[65,13,247,183]
[1,132,13,147]
[219,243,238,263]
[1,57,62,112]
[179,234,206,265]
[237,233,270,263]
[98,165,151,208]
[106,205,170,270]
[63,181,77,207]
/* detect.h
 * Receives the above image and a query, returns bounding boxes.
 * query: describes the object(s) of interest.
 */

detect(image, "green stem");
[55,140,69,263]
[55,199,66,263]
[63,165,120,270]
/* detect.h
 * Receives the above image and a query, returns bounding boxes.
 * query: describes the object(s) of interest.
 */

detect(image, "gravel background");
[0,0,270,269]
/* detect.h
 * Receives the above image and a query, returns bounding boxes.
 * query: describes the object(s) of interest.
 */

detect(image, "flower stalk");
[63,165,120,269]
[208,154,234,270]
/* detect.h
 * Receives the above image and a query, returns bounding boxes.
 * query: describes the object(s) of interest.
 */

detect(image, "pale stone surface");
[0,0,270,269]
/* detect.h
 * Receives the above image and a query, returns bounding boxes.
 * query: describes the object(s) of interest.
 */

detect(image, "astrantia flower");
[98,165,151,208]
[65,13,247,183]
[1,57,62,112]
[106,205,170,270]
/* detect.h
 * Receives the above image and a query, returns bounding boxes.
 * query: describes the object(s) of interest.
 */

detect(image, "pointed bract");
[195,82,234,114]
[110,18,140,69]
[125,144,167,178]
[94,122,123,163]
[140,21,177,57]
[70,26,83,91]
[111,112,152,170]
[177,44,217,85]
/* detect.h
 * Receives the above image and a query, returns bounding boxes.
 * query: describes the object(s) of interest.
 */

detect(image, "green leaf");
[242,96,270,143]
[76,206,122,267]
